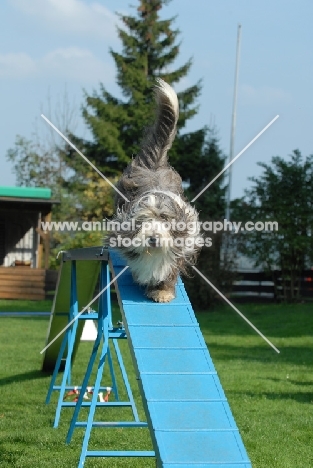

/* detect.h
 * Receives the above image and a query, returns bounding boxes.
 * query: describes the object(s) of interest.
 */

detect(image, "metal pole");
[226,24,241,221]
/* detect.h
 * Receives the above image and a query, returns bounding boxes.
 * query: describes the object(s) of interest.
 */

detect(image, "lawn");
[0,301,312,467]
[0,299,52,313]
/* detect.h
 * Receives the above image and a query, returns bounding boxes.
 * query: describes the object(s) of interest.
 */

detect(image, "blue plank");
[155,432,250,464]
[136,349,215,373]
[125,305,198,326]
[109,249,252,467]
[141,374,227,401]
[149,401,239,430]
[129,326,205,349]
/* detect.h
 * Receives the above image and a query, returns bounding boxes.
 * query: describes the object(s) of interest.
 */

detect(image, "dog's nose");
[148,236,159,247]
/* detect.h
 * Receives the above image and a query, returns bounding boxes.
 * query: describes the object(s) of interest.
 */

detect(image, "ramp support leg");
[53,261,79,427]
[67,261,109,446]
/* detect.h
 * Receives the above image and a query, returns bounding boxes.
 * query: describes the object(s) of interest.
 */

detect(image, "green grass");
[0,302,312,467]
[198,303,313,468]
[0,300,52,312]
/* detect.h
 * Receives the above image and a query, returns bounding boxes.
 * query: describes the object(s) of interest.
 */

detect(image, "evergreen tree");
[183,130,228,309]
[70,0,202,180]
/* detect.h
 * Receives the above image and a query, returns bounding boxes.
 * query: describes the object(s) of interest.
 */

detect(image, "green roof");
[0,186,52,199]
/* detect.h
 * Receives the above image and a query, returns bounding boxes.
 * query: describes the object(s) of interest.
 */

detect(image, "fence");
[231,270,313,302]
[0,267,58,300]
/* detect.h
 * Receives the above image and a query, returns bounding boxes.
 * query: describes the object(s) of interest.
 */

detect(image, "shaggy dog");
[108,79,201,302]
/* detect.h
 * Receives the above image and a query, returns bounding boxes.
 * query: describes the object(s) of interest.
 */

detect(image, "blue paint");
[110,249,252,467]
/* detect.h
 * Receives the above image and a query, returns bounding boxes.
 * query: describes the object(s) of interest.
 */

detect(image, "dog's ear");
[121,176,138,190]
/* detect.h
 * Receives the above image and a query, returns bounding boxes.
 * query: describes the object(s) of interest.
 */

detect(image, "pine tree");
[183,130,229,309]
[72,0,202,179]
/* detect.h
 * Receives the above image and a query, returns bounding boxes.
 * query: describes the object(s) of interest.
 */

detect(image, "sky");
[1,0,312,200]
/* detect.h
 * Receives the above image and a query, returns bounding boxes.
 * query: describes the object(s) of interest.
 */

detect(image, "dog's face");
[111,191,201,263]
[131,193,174,252]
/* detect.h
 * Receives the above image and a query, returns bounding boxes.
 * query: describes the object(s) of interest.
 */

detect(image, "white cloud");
[9,0,119,40]
[0,53,37,78]
[0,48,114,84]
[42,47,114,83]
[240,84,292,106]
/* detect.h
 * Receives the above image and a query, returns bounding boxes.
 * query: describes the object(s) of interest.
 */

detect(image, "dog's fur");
[108,79,201,302]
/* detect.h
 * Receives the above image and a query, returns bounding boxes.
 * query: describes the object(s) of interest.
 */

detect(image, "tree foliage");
[232,150,313,301]
[70,0,202,180]
[6,92,111,263]
[183,131,228,309]
[7,135,62,192]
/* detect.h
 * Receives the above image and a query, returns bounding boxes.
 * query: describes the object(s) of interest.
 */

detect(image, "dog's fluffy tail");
[136,78,179,168]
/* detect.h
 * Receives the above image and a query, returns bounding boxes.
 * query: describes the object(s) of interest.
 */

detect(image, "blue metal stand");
[45,258,139,433]
[46,261,78,426]
[65,259,154,467]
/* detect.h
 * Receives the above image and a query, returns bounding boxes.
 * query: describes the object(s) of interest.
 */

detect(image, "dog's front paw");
[147,289,175,303]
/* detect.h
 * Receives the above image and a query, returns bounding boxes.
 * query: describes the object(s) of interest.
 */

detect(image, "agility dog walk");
[43,247,252,466]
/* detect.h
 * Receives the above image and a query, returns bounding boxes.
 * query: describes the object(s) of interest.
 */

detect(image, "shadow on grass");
[230,390,313,404]
[0,369,50,387]
[259,377,313,386]
[206,343,313,366]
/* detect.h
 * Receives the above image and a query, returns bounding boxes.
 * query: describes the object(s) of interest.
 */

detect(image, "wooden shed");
[0,186,58,300]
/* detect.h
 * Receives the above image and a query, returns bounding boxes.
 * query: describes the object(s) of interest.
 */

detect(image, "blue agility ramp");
[51,247,252,467]
[109,249,252,467]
